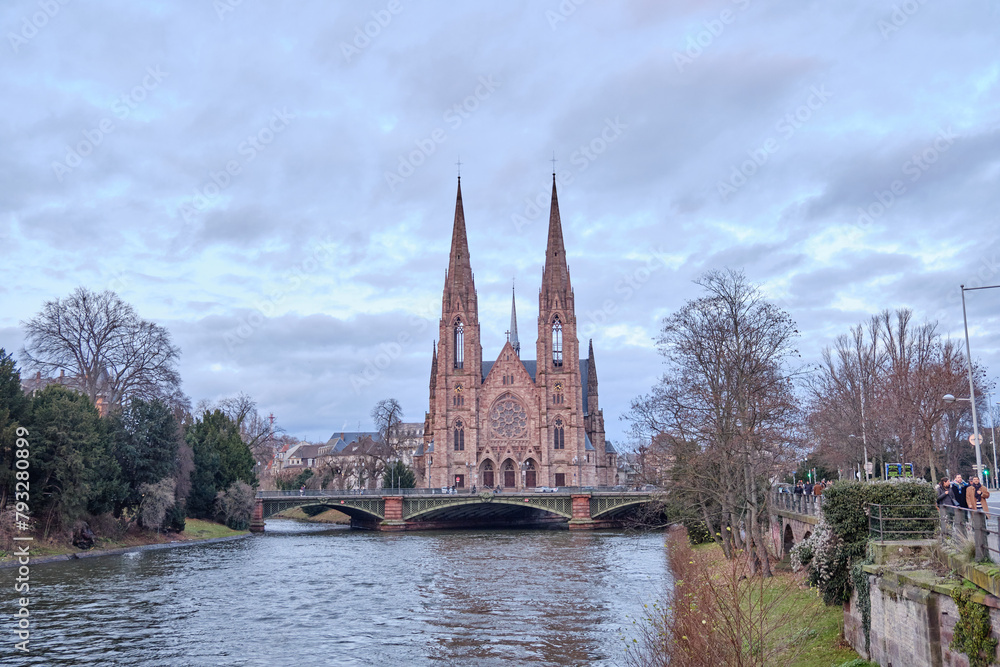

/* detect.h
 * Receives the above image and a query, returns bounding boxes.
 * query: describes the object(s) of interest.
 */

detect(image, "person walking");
[966,476,991,515]
[813,481,825,496]
[803,480,814,495]
[952,475,969,509]
[793,481,804,495]
[937,478,957,507]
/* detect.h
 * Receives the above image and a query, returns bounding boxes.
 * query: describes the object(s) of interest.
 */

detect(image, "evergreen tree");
[28,385,121,535]
[109,398,181,513]
[185,410,256,519]
[382,460,416,489]
[0,349,30,509]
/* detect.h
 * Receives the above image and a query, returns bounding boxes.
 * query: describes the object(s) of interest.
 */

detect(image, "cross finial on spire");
[456,156,462,179]
[551,152,557,176]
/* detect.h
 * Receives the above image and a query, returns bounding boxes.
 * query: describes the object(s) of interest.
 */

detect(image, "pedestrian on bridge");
[937,478,957,507]
[967,476,990,516]
[952,475,969,508]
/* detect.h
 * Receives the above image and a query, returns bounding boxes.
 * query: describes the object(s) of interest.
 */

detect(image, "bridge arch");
[589,496,656,519]
[403,495,573,522]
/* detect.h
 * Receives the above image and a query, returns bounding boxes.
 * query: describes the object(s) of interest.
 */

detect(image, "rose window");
[490,396,528,439]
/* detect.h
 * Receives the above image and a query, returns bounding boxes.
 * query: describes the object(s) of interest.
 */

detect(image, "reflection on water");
[3,521,669,666]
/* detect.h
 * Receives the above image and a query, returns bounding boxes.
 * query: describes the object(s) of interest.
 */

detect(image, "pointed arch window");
[554,418,565,450]
[552,316,563,367]
[454,419,465,451]
[454,318,464,369]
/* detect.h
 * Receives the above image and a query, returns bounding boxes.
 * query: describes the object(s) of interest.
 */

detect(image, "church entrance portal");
[502,460,516,488]
[525,459,537,488]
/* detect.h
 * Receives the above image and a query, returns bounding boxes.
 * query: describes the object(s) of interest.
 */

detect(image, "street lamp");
[945,393,984,480]
[572,456,580,490]
[954,283,1000,480]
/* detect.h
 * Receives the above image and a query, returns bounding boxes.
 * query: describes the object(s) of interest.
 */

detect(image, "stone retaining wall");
[846,567,1000,666]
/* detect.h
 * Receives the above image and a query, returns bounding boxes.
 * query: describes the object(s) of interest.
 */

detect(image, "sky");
[2,1,999,447]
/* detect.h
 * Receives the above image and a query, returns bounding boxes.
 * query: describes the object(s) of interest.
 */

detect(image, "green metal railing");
[867,503,938,542]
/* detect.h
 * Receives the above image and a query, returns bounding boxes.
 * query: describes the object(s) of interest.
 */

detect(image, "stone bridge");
[771,492,823,559]
[252,489,658,532]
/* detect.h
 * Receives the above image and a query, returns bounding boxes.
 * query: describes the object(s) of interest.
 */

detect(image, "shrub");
[138,478,176,532]
[163,503,186,533]
[799,479,936,605]
[681,517,713,545]
[214,481,255,530]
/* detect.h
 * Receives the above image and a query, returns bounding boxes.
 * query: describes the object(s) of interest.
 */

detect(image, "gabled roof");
[325,431,379,452]
[479,358,593,415]
[292,444,322,460]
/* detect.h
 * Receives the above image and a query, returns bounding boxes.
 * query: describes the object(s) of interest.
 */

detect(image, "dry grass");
[624,529,866,667]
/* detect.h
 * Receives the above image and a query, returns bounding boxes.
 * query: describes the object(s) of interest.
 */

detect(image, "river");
[4,520,669,666]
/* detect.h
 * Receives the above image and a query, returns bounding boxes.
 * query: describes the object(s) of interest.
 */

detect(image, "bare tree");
[626,269,802,575]
[20,288,181,409]
[371,398,404,457]
[807,309,981,482]
[219,392,281,462]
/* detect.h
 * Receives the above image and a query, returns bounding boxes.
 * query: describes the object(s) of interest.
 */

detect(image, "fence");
[867,503,939,542]
[939,505,1000,563]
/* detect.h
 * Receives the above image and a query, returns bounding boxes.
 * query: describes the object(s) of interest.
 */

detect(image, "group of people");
[792,479,828,496]
[937,474,990,515]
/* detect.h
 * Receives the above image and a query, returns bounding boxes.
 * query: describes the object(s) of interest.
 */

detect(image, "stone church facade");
[413,177,617,490]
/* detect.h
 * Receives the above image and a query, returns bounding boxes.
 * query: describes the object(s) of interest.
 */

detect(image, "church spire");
[541,174,570,294]
[587,339,599,415]
[443,177,476,310]
[430,341,438,394]
[510,280,520,356]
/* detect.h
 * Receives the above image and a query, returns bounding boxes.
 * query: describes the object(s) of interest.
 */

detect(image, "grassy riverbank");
[0,518,247,564]
[633,540,872,666]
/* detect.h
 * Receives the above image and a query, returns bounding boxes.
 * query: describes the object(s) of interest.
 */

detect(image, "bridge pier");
[568,493,595,530]
[380,496,407,531]
[250,498,265,533]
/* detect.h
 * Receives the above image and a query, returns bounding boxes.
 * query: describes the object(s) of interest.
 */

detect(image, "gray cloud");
[2,0,999,444]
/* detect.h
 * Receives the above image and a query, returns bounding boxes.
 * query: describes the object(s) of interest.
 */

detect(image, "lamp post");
[945,394,983,481]
[520,461,529,489]
[466,461,473,493]
[955,283,1000,479]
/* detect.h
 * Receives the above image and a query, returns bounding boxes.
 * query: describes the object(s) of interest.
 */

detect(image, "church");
[413,176,617,490]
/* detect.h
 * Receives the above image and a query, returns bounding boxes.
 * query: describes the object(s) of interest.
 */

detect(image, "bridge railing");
[771,490,824,516]
[257,485,659,499]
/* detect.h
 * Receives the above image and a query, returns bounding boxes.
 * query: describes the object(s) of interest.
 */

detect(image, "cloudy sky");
[2,1,999,445]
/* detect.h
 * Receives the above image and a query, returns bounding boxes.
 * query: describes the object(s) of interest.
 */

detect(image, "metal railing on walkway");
[939,505,1000,562]
[867,503,938,542]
